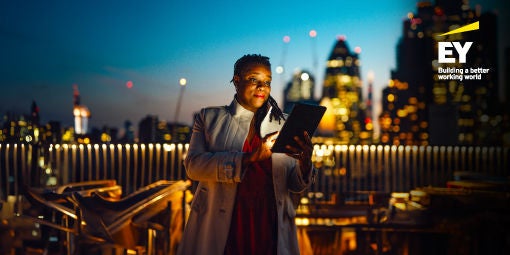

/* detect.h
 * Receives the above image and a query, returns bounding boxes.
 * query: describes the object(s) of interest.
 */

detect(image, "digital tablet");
[271,103,326,154]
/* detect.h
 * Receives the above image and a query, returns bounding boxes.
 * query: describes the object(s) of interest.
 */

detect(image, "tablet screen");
[271,103,326,154]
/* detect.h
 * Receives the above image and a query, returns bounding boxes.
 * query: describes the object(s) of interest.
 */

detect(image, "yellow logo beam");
[440,21,479,36]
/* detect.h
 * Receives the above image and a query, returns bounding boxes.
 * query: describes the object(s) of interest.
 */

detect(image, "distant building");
[366,75,375,141]
[169,123,192,143]
[138,115,190,143]
[318,36,372,144]
[0,106,44,144]
[31,100,40,127]
[72,85,91,135]
[138,115,160,143]
[282,69,318,113]
[44,121,62,144]
[89,126,119,144]
[1,101,192,144]
[120,120,136,143]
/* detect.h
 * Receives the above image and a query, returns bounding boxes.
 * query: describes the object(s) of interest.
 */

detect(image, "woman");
[177,54,317,255]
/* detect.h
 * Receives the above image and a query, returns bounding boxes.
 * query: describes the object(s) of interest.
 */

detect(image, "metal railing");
[1,143,509,203]
[309,144,509,202]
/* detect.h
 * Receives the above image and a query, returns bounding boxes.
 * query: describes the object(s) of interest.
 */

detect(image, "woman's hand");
[242,131,279,166]
[285,131,313,177]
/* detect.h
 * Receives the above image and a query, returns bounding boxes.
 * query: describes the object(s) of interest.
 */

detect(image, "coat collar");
[227,97,286,137]
[228,97,254,120]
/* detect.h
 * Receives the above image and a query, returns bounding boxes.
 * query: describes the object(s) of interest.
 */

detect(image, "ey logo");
[438,21,479,63]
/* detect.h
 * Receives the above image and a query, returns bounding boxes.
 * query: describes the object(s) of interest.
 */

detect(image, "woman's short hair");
[231,54,271,82]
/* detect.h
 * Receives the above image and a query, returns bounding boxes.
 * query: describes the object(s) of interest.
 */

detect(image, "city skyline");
[1,0,508,132]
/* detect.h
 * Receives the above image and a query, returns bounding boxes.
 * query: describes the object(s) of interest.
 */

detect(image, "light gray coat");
[176,99,315,255]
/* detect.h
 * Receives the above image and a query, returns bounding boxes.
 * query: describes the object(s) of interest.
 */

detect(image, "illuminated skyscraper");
[73,85,91,135]
[379,0,501,146]
[318,36,371,144]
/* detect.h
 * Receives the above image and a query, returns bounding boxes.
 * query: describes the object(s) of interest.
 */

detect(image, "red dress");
[224,134,278,255]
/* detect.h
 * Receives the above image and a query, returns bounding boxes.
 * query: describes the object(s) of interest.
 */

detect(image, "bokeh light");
[179,78,187,86]
[276,65,284,74]
[337,35,346,41]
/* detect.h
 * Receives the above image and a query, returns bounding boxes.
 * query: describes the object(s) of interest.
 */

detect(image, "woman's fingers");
[263,131,279,148]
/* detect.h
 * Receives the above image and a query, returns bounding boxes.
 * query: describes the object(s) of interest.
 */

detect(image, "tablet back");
[271,103,326,154]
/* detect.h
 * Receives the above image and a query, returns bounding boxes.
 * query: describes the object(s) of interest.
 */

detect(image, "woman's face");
[233,63,272,112]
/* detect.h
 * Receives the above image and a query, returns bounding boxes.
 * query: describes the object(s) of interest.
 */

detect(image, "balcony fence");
[1,143,508,205]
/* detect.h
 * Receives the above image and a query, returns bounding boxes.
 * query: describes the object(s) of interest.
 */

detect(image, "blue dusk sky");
[1,0,507,132]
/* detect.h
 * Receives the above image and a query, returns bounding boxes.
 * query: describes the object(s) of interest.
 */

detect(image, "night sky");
[1,0,507,134]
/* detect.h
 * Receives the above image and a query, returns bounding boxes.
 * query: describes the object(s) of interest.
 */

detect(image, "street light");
[174,78,187,124]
